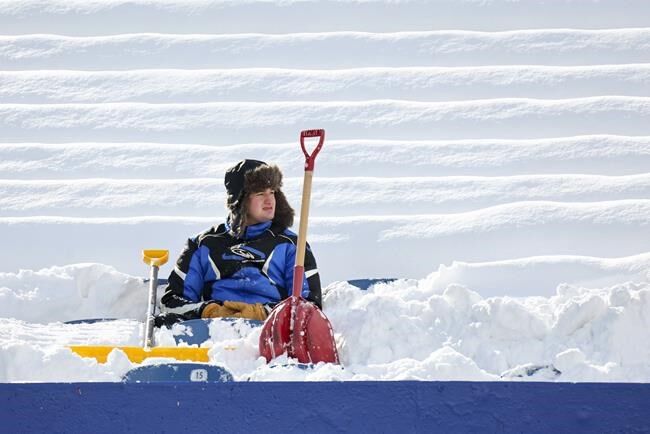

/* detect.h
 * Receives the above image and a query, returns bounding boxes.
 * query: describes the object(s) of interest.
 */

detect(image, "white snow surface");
[2,262,650,382]
[1,0,649,382]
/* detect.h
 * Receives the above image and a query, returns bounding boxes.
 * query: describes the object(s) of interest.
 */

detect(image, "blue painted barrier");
[2,381,650,433]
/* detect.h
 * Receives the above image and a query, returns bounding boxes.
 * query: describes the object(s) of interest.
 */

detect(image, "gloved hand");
[154,312,187,328]
[201,302,238,319]
[223,301,268,321]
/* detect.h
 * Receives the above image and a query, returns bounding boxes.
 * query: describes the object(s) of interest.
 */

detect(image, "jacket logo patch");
[230,247,257,259]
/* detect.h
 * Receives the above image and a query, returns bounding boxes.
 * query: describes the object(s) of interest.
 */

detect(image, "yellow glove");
[223,301,268,321]
[201,302,238,319]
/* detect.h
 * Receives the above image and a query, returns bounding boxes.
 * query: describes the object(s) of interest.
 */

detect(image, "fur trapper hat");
[225,159,294,237]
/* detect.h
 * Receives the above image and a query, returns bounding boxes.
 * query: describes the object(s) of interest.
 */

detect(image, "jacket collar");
[225,220,272,240]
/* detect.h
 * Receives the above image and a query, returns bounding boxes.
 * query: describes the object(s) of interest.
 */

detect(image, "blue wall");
[2,381,650,433]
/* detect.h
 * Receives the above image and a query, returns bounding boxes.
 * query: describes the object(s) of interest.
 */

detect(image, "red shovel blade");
[259,297,292,361]
[259,297,339,364]
[291,298,340,364]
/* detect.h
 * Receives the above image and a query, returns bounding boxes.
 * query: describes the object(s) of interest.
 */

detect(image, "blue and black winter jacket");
[160,220,321,318]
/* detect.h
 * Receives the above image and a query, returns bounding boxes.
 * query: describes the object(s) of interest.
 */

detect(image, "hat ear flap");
[229,196,248,237]
[273,189,294,230]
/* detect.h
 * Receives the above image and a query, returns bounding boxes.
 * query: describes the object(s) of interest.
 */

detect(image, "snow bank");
[0,264,147,322]
[1,201,649,282]
[3,65,650,103]
[425,254,650,297]
[3,135,649,180]
[3,30,650,70]
[3,97,650,144]
[3,0,649,35]
[326,277,650,382]
[2,174,649,217]
[1,261,648,382]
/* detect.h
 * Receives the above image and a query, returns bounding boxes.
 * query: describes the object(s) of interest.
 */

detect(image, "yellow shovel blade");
[142,249,169,267]
[69,345,209,363]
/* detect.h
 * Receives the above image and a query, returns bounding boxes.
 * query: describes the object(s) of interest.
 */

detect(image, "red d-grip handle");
[300,129,325,171]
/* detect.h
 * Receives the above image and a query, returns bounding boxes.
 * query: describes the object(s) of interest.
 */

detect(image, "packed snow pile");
[1,0,649,382]
[1,258,649,382]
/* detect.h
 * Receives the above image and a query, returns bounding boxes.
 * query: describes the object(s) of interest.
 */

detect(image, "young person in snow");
[158,159,321,325]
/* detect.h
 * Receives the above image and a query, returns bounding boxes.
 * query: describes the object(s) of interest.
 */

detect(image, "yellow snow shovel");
[68,249,209,363]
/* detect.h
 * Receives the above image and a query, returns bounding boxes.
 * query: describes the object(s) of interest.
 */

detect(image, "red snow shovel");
[259,129,340,364]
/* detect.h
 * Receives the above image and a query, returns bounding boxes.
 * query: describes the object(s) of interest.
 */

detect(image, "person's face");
[246,188,276,225]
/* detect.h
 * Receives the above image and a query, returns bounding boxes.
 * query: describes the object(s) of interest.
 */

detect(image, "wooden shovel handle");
[295,170,313,269]
[292,129,324,297]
